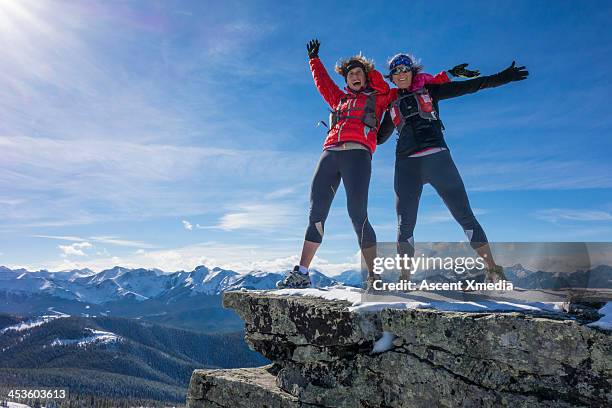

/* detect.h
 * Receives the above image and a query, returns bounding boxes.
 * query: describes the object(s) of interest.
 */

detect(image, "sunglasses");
[390,65,412,75]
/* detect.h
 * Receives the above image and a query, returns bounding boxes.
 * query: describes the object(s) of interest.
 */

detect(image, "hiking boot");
[276,266,311,289]
[362,273,379,293]
[485,265,507,284]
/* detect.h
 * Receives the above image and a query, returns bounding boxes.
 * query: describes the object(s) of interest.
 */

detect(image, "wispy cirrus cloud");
[458,158,612,192]
[0,2,308,237]
[33,235,85,242]
[15,240,359,276]
[264,185,305,200]
[215,203,301,231]
[1,135,313,227]
[533,209,612,223]
[89,236,158,249]
[34,234,157,249]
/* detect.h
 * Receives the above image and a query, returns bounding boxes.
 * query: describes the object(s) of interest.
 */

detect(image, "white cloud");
[89,236,158,249]
[459,158,612,192]
[0,2,309,229]
[182,220,193,230]
[58,242,92,257]
[533,209,612,223]
[216,203,300,231]
[236,253,361,276]
[1,135,313,227]
[264,185,303,200]
[34,235,85,242]
[419,211,454,224]
[417,208,488,225]
[35,234,156,249]
[19,239,362,276]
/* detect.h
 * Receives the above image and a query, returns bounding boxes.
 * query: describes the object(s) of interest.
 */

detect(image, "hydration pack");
[329,91,378,132]
[389,88,440,136]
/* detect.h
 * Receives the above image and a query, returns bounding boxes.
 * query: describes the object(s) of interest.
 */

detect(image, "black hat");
[342,60,366,78]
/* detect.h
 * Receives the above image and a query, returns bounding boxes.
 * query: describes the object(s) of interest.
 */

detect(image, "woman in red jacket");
[277,39,396,289]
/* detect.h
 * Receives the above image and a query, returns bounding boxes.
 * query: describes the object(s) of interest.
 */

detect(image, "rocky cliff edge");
[187,290,611,408]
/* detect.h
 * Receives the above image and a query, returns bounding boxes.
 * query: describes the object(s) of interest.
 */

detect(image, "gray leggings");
[394,150,487,256]
[305,149,376,248]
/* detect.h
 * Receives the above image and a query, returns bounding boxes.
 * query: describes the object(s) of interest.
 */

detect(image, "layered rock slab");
[187,365,321,408]
[187,291,611,407]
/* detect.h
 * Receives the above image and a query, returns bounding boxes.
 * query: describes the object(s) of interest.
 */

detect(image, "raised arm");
[307,39,344,108]
[409,63,479,90]
[368,67,397,108]
[410,71,450,92]
[428,61,528,101]
[421,71,451,85]
[368,68,390,94]
[447,63,480,79]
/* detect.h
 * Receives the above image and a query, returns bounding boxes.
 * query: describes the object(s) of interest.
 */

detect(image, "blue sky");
[1,0,611,274]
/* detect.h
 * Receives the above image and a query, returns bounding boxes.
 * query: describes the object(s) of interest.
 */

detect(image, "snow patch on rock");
[587,302,612,330]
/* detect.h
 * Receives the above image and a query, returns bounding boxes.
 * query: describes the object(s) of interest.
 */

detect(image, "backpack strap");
[329,92,379,131]
[390,88,440,135]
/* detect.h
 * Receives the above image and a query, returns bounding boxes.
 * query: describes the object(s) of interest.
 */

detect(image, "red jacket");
[310,58,395,153]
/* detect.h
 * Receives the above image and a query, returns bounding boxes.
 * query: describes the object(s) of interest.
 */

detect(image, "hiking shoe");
[485,265,507,284]
[276,266,311,289]
[363,274,376,292]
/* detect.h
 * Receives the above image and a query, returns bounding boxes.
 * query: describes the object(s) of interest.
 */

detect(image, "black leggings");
[305,149,376,248]
[394,150,487,256]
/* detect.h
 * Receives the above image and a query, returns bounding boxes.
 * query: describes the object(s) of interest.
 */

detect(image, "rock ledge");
[187,291,611,408]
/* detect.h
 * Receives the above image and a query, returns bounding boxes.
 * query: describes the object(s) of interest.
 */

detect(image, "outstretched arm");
[307,39,344,108]
[420,71,451,85]
[415,63,479,88]
[428,61,528,101]
[447,63,480,79]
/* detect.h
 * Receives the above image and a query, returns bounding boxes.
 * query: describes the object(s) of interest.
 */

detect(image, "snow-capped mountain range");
[0,265,340,304]
[1,263,609,306]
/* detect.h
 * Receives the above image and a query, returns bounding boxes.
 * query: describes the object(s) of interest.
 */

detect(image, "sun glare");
[0,0,53,43]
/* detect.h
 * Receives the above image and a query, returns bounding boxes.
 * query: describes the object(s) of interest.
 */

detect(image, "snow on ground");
[274,286,364,303]
[271,287,611,353]
[50,328,123,347]
[371,331,396,354]
[271,286,564,314]
[1,402,32,408]
[349,301,432,313]
[0,314,68,334]
[587,302,612,331]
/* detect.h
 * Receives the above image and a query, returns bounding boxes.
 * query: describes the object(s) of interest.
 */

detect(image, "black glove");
[306,39,320,59]
[498,61,529,82]
[448,63,480,78]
